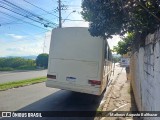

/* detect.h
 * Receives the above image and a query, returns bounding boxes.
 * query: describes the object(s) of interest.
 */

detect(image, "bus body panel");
[46,27,112,95]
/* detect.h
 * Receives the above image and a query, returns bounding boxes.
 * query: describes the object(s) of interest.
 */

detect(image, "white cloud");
[6,34,26,40]
[2,43,43,56]
[0,0,89,57]
[0,39,6,43]
[6,47,24,51]
[0,31,52,57]
[1,39,42,57]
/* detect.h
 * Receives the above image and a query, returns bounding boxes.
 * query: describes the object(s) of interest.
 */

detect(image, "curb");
[96,69,123,120]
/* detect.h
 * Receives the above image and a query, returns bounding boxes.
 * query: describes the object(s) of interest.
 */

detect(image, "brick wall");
[130,29,160,120]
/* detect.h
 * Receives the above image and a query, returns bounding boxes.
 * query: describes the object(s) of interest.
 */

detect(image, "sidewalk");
[98,64,138,120]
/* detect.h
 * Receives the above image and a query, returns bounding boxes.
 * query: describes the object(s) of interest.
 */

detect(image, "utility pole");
[58,0,62,28]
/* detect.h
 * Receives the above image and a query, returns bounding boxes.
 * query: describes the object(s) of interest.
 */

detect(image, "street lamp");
[62,10,76,25]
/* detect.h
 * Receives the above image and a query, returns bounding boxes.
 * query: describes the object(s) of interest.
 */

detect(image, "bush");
[0,57,36,70]
[0,67,14,71]
[16,65,36,70]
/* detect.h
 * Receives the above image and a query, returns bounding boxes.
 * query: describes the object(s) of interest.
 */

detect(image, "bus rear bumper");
[46,80,102,96]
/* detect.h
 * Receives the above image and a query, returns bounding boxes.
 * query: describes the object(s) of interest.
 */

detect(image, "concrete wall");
[130,29,160,120]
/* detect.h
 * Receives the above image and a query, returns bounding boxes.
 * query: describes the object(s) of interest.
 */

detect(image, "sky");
[0,0,121,57]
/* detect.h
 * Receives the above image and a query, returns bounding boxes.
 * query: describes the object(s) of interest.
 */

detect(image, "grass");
[0,66,39,71]
[0,76,47,91]
[96,107,102,111]
[16,65,37,70]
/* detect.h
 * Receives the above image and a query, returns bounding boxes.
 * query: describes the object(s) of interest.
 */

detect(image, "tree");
[112,56,121,63]
[81,0,160,43]
[113,33,133,55]
[36,53,49,68]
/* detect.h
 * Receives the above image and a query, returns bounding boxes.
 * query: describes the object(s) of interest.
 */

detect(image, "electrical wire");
[2,0,57,25]
[0,0,57,27]
[23,0,59,18]
[62,19,84,21]
[0,5,55,28]
[0,11,51,31]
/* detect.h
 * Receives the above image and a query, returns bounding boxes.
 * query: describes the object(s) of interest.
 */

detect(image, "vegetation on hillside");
[0,57,36,71]
[0,53,49,71]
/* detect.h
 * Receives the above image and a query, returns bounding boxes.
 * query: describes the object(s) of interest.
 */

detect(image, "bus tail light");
[47,74,56,79]
[88,80,101,85]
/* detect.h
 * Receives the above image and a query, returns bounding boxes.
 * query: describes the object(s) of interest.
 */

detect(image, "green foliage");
[81,0,160,40]
[36,53,49,68]
[0,67,14,71]
[0,57,36,71]
[17,65,36,70]
[113,33,134,55]
[112,56,121,63]
[82,0,125,38]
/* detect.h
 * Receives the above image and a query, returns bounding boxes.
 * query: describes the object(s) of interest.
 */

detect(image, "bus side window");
[108,49,110,60]
[104,44,106,59]
[105,45,108,60]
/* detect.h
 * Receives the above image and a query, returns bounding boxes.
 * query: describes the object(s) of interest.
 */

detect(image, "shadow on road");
[2,89,105,120]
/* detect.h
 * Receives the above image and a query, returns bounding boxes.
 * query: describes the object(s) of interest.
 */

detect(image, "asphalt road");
[0,82,105,120]
[0,70,47,83]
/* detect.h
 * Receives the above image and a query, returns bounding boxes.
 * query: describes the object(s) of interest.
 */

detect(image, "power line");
[0,0,57,27]
[0,15,27,26]
[66,7,81,9]
[0,4,55,28]
[23,0,59,18]
[57,0,74,27]
[1,13,57,27]
[0,11,50,31]
[2,0,57,25]
[57,0,82,27]
[0,13,52,43]
[61,10,76,24]
[65,5,81,7]
[62,19,84,21]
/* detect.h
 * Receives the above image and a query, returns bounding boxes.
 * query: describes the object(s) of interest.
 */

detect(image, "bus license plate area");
[66,77,76,82]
